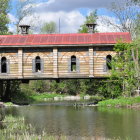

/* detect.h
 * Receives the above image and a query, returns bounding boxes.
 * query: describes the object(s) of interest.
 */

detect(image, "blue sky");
[8,0,125,33]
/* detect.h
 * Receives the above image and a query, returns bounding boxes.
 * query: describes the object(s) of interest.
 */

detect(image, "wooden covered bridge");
[0,25,131,80]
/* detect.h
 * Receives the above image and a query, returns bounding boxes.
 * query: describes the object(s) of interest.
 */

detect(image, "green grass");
[0,115,67,140]
[4,102,14,106]
[98,96,140,107]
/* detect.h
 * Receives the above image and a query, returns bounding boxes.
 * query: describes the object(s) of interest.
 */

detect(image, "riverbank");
[98,96,140,108]
[3,93,103,106]
[30,93,103,102]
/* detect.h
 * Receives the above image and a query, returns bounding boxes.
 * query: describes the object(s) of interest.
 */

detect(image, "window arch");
[1,57,7,73]
[106,55,112,70]
[35,56,41,72]
[71,56,76,72]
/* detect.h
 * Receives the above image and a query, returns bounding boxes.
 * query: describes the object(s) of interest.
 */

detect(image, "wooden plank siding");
[58,48,89,78]
[23,49,53,78]
[0,46,116,79]
[0,51,18,79]
[93,51,116,77]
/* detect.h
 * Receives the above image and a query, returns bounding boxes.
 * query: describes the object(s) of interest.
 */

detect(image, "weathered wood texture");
[0,50,18,79]
[58,48,89,78]
[23,48,53,78]
[93,51,116,77]
[0,47,116,79]
[18,48,23,78]
[53,48,58,78]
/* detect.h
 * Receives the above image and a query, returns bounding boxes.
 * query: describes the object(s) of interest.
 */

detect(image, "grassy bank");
[98,96,140,107]
[29,93,66,102]
[0,115,67,140]
[9,92,68,105]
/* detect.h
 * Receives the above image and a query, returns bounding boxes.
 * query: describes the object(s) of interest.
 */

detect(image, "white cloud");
[8,13,17,23]
[8,0,123,34]
[8,25,16,33]
[20,10,85,33]
[8,11,121,34]
[33,0,126,12]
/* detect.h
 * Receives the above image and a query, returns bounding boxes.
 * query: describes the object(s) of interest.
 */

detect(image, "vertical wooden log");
[0,81,3,98]
[76,58,80,73]
[53,48,58,78]
[41,59,44,73]
[68,58,71,72]
[18,48,23,79]
[32,59,35,73]
[89,47,94,77]
[7,59,10,74]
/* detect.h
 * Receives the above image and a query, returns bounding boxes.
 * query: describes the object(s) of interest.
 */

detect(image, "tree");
[110,40,140,97]
[40,21,57,34]
[134,15,140,37]
[78,10,98,33]
[14,0,34,34]
[131,0,140,3]
[103,0,140,39]
[0,0,10,35]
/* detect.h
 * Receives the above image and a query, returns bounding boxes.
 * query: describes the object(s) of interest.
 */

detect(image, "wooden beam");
[53,48,58,78]
[89,47,94,77]
[18,48,23,78]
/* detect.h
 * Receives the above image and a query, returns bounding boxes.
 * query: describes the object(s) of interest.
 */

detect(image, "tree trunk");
[1,81,11,102]
[0,81,3,99]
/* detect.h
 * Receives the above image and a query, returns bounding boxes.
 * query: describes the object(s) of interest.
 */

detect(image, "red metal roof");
[0,32,131,46]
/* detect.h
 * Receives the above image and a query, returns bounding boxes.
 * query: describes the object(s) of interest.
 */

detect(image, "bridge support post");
[53,48,58,78]
[18,48,23,79]
[89,47,94,78]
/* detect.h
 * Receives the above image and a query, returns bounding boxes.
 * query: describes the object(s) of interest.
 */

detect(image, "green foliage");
[91,40,140,98]
[96,80,122,98]
[131,0,140,3]
[0,0,10,35]
[134,14,140,38]
[0,115,67,140]
[4,102,14,106]
[41,21,57,34]
[78,10,98,33]
[98,96,140,107]
[64,80,81,95]
[30,93,66,102]
[29,80,48,93]
[110,40,140,96]
[9,82,34,104]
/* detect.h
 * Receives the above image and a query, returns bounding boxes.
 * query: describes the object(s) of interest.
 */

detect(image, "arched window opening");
[1,57,7,73]
[35,56,41,72]
[106,55,112,70]
[71,56,76,72]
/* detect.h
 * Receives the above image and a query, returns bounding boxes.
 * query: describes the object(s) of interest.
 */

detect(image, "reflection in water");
[5,103,140,139]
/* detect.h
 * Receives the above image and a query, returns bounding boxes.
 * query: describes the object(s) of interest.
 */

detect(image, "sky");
[8,0,125,34]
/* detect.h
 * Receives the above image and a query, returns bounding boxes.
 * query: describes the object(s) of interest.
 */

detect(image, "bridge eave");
[0,44,115,48]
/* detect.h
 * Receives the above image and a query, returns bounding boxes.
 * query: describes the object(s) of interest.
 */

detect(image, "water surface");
[5,101,140,139]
